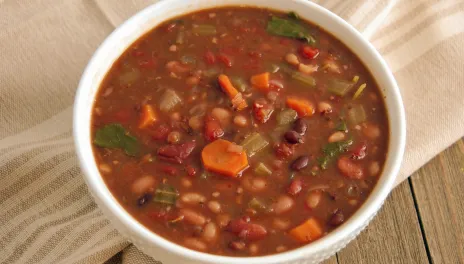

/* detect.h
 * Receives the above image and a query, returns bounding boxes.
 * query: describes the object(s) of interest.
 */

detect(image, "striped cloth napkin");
[1,0,463,263]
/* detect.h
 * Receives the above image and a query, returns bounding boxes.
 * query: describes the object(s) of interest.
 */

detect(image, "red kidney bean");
[204,117,224,141]
[329,209,345,226]
[293,118,308,135]
[284,131,303,144]
[291,156,309,171]
[151,124,171,140]
[274,143,294,159]
[227,216,267,241]
[287,178,303,196]
[185,165,197,177]
[157,141,196,164]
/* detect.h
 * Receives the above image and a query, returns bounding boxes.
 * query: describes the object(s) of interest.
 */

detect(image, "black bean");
[137,193,152,207]
[293,118,308,135]
[284,131,303,144]
[291,156,309,171]
[329,209,345,226]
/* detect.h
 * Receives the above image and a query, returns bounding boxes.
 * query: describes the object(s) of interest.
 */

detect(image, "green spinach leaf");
[266,16,316,45]
[94,123,139,156]
[318,139,353,169]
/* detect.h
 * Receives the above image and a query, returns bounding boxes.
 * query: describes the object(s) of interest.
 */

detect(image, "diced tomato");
[185,165,197,177]
[248,50,262,58]
[151,124,170,140]
[217,53,233,67]
[204,117,224,141]
[351,143,367,160]
[157,141,197,164]
[204,51,216,64]
[301,46,320,59]
[253,99,274,123]
[274,143,294,159]
[161,165,178,176]
[288,178,303,196]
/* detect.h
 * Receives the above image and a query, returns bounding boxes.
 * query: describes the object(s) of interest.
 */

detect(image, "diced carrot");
[250,72,270,91]
[286,97,315,117]
[218,74,248,110]
[289,218,323,243]
[201,139,249,177]
[139,105,157,128]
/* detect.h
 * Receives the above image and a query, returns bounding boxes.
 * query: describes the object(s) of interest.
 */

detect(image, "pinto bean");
[202,222,218,242]
[338,156,364,179]
[181,193,207,205]
[184,237,207,251]
[207,200,221,214]
[180,208,206,226]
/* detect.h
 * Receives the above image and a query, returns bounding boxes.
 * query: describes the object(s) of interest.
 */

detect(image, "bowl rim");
[73,0,406,263]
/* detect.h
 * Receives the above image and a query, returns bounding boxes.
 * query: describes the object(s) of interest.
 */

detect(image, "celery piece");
[254,163,272,176]
[347,105,367,125]
[276,108,298,126]
[328,79,354,96]
[153,184,178,205]
[193,24,217,35]
[240,132,269,157]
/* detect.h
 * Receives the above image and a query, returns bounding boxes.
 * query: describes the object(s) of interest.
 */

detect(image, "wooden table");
[322,138,464,264]
[106,138,464,264]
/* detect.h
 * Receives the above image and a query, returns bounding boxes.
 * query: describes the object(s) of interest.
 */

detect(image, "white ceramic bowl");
[74,0,406,263]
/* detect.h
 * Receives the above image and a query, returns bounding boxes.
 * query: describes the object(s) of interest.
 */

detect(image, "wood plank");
[321,255,338,264]
[337,181,429,264]
[410,138,464,264]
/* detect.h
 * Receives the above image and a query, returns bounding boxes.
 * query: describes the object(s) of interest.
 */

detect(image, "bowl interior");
[74,0,405,263]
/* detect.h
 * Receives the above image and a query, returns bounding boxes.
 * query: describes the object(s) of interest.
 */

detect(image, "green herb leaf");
[287,11,299,20]
[266,16,315,45]
[335,120,348,132]
[94,123,139,156]
[318,139,353,169]
[153,184,179,205]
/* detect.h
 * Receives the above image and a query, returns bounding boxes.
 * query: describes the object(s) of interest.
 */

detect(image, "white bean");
[98,163,112,174]
[180,209,206,226]
[216,214,231,228]
[184,237,207,251]
[328,131,346,143]
[272,218,291,230]
[181,177,192,188]
[211,107,231,126]
[363,124,381,139]
[181,193,207,205]
[318,101,332,113]
[298,63,318,74]
[131,176,155,195]
[233,115,248,127]
[249,243,259,255]
[285,53,299,65]
[273,195,295,214]
[186,76,200,86]
[188,115,203,131]
[306,191,322,209]
[207,200,221,214]
[369,161,380,176]
[241,176,267,193]
[202,222,218,242]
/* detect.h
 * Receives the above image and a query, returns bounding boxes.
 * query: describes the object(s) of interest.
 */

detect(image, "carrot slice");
[286,97,315,117]
[289,218,323,243]
[139,105,157,128]
[218,74,247,110]
[250,72,270,91]
[201,139,249,177]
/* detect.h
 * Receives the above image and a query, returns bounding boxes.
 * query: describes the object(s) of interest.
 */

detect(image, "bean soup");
[91,7,389,256]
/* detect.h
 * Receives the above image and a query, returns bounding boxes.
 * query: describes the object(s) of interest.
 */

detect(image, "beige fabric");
[0,0,463,263]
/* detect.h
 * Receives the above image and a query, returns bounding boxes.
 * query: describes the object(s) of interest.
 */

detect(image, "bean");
[136,193,152,207]
[186,76,200,86]
[267,91,278,102]
[363,124,381,139]
[184,237,207,251]
[291,156,309,171]
[212,191,220,198]
[285,53,299,65]
[249,243,259,255]
[293,118,307,135]
[242,176,267,192]
[273,195,295,214]
[298,63,318,74]
[306,190,322,209]
[181,177,192,188]
[318,101,332,113]
[207,200,221,214]
[217,214,231,228]
[272,218,291,230]
[167,131,181,144]
[181,192,207,205]
[328,131,345,143]
[229,240,246,251]
[169,44,177,52]
[338,156,364,179]
[284,131,303,144]
[202,222,218,242]
[233,115,248,127]
[180,208,206,225]
[369,161,380,176]
[170,112,181,121]
[276,245,287,252]
[329,209,345,226]
[131,176,155,195]
[98,163,112,174]
[211,107,231,126]
[188,115,203,131]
